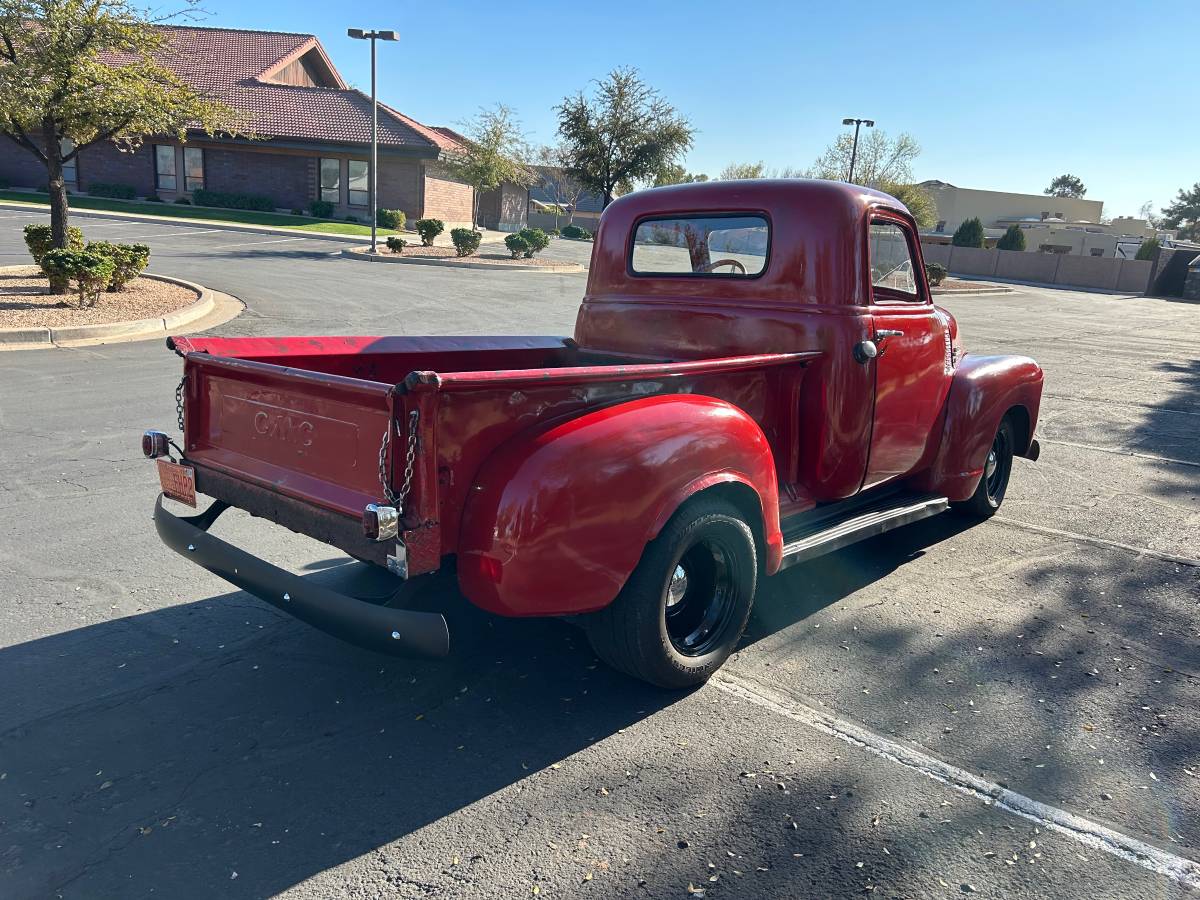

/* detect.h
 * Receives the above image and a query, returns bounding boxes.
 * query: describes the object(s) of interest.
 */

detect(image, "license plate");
[157,459,197,507]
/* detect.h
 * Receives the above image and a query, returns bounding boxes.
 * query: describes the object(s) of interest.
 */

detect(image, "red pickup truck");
[145,179,1043,688]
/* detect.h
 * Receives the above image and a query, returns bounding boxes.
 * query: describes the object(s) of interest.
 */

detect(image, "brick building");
[0,26,479,228]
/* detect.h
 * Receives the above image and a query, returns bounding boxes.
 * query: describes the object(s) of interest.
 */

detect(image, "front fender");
[457,394,781,617]
[913,354,1044,501]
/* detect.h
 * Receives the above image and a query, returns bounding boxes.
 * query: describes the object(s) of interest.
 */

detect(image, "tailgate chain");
[379,410,419,512]
[175,373,188,433]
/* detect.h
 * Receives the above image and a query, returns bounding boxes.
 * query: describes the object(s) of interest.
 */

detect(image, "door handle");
[874,329,904,340]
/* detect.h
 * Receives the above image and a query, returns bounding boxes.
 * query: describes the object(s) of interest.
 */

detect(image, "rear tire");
[953,416,1015,519]
[584,497,757,689]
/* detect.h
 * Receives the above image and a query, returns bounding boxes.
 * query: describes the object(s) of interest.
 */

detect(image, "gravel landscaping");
[373,246,580,268]
[0,265,199,328]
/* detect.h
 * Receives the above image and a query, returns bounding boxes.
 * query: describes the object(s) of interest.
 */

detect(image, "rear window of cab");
[630,214,769,277]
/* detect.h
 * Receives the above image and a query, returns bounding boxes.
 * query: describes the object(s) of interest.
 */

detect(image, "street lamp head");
[863,119,875,127]
[347,28,366,39]
[842,118,854,125]
[378,30,400,41]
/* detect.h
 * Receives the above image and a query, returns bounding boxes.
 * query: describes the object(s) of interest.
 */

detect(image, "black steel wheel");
[953,416,1016,518]
[585,496,757,689]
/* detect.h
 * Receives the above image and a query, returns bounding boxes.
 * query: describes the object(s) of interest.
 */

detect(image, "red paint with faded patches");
[163,179,1042,619]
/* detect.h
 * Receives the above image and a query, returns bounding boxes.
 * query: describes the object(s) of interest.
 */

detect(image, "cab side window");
[869,221,922,302]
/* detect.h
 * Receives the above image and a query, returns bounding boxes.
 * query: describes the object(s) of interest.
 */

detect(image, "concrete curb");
[341,246,585,273]
[932,286,1015,296]
[0,269,216,348]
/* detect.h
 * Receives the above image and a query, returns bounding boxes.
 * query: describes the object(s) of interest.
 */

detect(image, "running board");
[778,493,949,570]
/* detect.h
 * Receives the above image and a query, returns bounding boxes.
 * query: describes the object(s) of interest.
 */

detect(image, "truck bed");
[171,334,819,575]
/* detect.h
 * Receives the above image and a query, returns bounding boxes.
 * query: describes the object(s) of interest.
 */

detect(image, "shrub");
[951,217,985,248]
[86,241,150,291]
[143,194,163,202]
[87,182,136,200]
[996,224,1026,252]
[1135,238,1160,261]
[290,208,305,216]
[517,227,550,258]
[23,223,84,264]
[561,224,592,241]
[309,199,335,218]
[41,249,114,308]
[450,227,482,257]
[415,218,444,246]
[504,233,532,258]
[345,214,359,223]
[377,208,406,230]
[173,196,192,205]
[191,188,275,212]
[385,236,407,254]
[924,261,948,287]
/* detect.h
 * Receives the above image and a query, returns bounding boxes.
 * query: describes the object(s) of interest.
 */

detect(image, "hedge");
[86,182,137,200]
[191,188,276,212]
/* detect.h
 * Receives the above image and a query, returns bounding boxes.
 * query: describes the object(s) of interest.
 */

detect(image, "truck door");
[863,215,952,489]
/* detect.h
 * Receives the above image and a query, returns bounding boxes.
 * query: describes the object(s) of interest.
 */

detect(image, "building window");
[155,145,177,191]
[347,159,369,207]
[935,220,946,233]
[1090,248,1105,257]
[61,138,77,186]
[319,158,340,204]
[1055,211,1064,219]
[184,147,204,192]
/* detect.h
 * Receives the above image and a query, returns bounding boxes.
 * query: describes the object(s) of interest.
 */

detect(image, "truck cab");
[146,179,1043,688]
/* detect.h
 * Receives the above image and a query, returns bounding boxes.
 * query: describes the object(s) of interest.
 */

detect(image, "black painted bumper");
[154,495,450,658]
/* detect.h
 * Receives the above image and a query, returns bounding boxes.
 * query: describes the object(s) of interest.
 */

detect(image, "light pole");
[348,28,399,253]
[841,117,874,184]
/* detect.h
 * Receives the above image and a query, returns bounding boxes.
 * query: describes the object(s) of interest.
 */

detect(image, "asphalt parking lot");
[1,208,1198,899]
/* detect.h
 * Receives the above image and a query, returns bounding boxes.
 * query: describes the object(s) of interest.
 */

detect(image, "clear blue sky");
[196,0,1197,218]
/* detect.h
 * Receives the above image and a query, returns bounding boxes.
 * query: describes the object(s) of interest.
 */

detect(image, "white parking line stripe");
[1039,438,1200,469]
[112,229,224,240]
[993,517,1200,568]
[204,237,308,251]
[714,672,1200,890]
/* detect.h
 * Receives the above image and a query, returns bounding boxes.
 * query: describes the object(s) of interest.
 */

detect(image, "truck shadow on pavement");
[1,512,1195,898]
[0,514,983,899]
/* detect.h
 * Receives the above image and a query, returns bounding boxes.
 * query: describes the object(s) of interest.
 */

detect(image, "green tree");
[1044,174,1086,198]
[996,224,1027,251]
[556,67,694,208]
[718,161,768,180]
[808,130,921,185]
[1134,238,1160,261]
[1161,182,1200,240]
[879,181,936,230]
[653,163,708,186]
[0,0,241,289]
[952,217,985,248]
[443,104,534,227]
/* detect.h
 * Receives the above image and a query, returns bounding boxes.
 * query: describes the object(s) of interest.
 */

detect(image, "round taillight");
[142,430,170,459]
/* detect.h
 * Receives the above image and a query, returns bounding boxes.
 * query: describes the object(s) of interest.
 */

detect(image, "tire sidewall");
[646,507,757,685]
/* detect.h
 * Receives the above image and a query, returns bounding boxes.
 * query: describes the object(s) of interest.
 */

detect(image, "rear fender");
[457,394,781,617]
[913,354,1044,501]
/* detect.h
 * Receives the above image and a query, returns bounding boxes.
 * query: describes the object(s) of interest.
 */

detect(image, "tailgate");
[182,353,394,519]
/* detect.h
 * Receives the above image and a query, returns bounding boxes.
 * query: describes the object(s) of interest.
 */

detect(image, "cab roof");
[586,179,916,307]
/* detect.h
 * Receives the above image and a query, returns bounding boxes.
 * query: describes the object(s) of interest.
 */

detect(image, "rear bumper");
[153,495,450,658]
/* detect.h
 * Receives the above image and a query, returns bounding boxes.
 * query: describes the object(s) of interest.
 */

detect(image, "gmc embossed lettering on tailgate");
[218,395,360,478]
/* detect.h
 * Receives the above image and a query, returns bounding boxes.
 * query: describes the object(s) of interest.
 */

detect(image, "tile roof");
[143,26,445,153]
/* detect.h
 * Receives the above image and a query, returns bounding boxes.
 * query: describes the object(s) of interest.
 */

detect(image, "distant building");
[919,181,1176,258]
[0,26,477,227]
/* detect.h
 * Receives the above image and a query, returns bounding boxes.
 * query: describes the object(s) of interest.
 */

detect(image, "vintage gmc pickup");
[144,180,1043,688]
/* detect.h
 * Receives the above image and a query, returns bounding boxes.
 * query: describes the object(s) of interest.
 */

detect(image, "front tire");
[585,497,757,689]
[953,416,1015,518]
